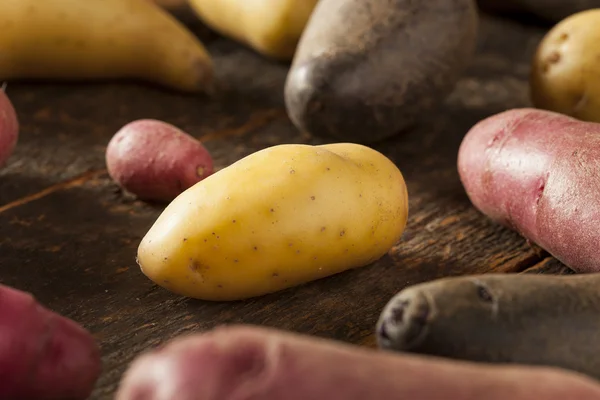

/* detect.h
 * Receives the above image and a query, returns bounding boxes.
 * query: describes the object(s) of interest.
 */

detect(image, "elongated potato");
[377,273,600,380]
[284,0,479,143]
[137,143,409,301]
[457,108,600,273]
[530,9,600,122]
[115,325,600,400]
[0,0,214,93]
[187,0,318,60]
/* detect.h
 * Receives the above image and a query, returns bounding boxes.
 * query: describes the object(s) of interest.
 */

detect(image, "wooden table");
[0,8,574,399]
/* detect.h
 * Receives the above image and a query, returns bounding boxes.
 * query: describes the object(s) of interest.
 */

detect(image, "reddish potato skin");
[116,325,600,400]
[458,108,600,273]
[0,284,101,399]
[0,89,19,168]
[106,119,214,203]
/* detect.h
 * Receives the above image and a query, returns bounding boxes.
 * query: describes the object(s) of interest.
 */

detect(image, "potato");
[530,9,600,122]
[0,87,18,168]
[457,108,600,273]
[106,119,214,203]
[477,0,600,22]
[187,0,319,61]
[377,273,600,380]
[284,0,479,143]
[1,283,101,400]
[0,0,214,93]
[136,143,409,301]
[115,325,600,400]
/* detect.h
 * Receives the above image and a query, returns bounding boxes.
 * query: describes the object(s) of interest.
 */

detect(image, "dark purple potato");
[376,273,600,380]
[284,0,478,143]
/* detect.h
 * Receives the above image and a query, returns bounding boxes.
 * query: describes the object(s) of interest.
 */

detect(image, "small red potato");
[115,325,600,400]
[106,119,214,203]
[0,87,19,168]
[0,283,101,399]
[458,108,600,273]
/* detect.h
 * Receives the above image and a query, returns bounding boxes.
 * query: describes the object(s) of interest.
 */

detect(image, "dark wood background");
[0,6,573,399]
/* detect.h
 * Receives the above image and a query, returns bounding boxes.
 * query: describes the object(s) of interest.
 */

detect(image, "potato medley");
[137,143,409,301]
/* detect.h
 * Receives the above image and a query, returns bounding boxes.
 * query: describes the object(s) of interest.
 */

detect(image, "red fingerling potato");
[106,119,214,203]
[0,87,19,168]
[458,108,600,273]
[0,283,101,399]
[115,325,600,400]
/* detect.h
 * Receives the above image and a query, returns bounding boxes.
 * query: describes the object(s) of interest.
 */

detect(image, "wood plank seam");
[0,169,107,214]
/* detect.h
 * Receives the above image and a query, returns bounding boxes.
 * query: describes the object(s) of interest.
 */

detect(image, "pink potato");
[106,119,214,203]
[115,325,600,400]
[458,108,600,273]
[0,87,19,168]
[0,283,101,399]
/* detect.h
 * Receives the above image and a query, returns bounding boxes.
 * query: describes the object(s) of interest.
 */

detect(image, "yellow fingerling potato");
[137,143,409,301]
[530,9,600,122]
[0,0,214,93]
[186,0,319,61]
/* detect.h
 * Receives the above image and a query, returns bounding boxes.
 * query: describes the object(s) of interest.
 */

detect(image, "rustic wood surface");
[0,8,574,399]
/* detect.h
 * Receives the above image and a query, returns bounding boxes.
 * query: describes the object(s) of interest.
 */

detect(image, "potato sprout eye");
[476,284,493,303]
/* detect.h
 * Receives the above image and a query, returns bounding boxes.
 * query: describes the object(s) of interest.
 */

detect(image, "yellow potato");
[0,0,214,93]
[186,0,319,60]
[530,9,600,122]
[137,143,409,301]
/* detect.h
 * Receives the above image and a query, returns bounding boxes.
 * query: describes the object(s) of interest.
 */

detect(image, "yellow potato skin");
[530,9,600,122]
[137,143,409,301]
[0,0,214,93]
[186,0,319,60]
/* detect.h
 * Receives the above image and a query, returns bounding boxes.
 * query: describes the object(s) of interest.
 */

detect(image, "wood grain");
[0,10,573,399]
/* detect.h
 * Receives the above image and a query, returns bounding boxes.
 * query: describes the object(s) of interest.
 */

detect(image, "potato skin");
[115,325,600,400]
[137,143,409,301]
[284,0,478,143]
[377,273,600,380]
[457,108,600,273]
[530,9,600,122]
[106,119,214,203]
[0,0,214,93]
[0,90,18,168]
[1,284,101,400]
[477,0,600,22]
[187,0,318,61]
